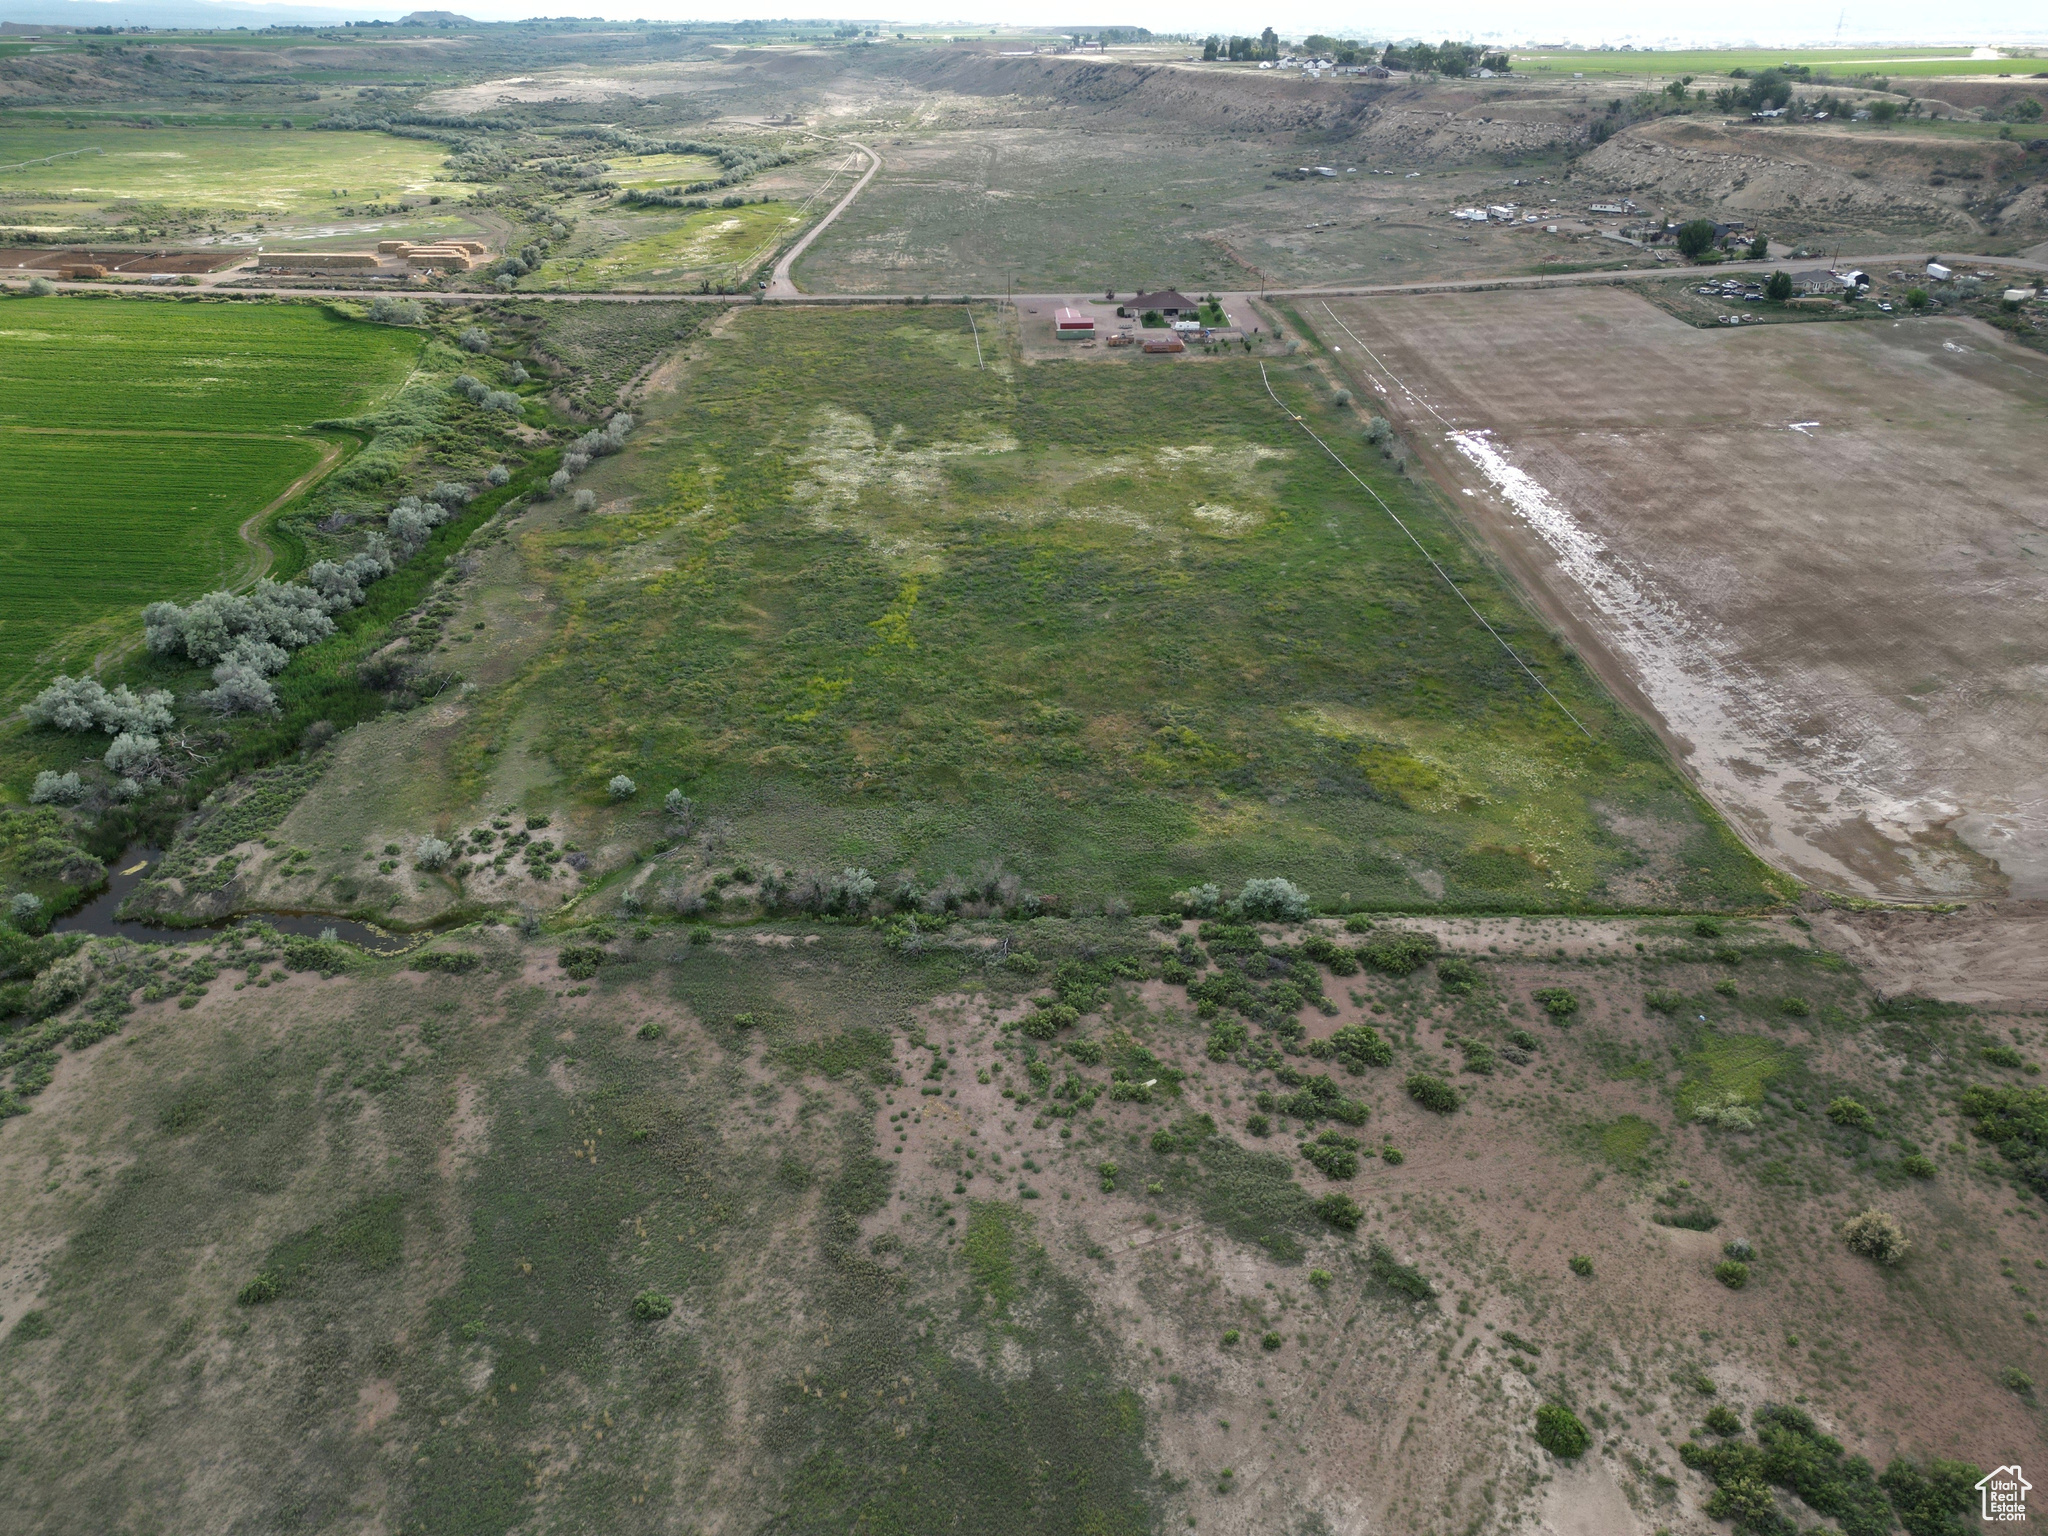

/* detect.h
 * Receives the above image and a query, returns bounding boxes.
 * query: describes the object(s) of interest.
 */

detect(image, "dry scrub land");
[1308,286,2048,904]
[2,905,2045,1536]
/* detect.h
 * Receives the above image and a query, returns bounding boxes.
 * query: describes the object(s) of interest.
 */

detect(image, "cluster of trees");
[1382,41,1507,76]
[139,479,478,723]
[1301,35,1377,65]
[542,413,634,502]
[1198,32,1506,72]
[1202,30,1278,61]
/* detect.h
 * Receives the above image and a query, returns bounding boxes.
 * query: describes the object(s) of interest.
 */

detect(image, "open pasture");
[0,121,465,234]
[1309,287,2048,901]
[1508,46,2036,79]
[536,200,800,289]
[463,304,1768,912]
[788,126,1630,296]
[0,296,419,693]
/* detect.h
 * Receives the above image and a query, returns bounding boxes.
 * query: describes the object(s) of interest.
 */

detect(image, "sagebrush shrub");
[1842,1209,1909,1265]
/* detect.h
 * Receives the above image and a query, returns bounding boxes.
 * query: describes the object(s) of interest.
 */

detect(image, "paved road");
[766,139,880,298]
[12,253,2043,309]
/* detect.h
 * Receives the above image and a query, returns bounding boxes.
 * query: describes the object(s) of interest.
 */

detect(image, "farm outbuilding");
[1054,307,1095,336]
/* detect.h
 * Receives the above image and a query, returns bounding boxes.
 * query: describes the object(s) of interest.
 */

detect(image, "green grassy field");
[1509,47,2043,79]
[536,201,800,289]
[0,121,463,230]
[489,305,1775,911]
[0,296,421,693]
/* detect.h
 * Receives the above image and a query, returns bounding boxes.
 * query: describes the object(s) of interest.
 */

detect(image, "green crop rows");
[0,296,420,431]
[0,296,419,693]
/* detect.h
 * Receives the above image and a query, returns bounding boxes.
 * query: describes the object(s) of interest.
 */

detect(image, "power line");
[1256,360,1595,740]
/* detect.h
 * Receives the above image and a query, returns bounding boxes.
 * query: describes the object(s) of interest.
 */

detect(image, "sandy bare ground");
[1314,288,2048,902]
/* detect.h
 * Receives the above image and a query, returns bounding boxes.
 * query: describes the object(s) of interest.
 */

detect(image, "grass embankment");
[0,297,420,692]
[493,305,1773,911]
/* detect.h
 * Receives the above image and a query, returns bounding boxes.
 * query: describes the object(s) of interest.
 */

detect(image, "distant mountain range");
[0,0,417,29]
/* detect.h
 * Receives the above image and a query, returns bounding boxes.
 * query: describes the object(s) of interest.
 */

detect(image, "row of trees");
[1198,32,1509,74]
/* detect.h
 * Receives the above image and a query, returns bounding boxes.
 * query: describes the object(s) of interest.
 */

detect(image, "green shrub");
[1020,1003,1079,1039]
[1309,1268,1333,1288]
[1714,1259,1750,1289]
[1826,1096,1875,1130]
[1983,1043,2027,1070]
[1098,1160,1118,1191]
[1327,1023,1393,1071]
[1150,1113,1215,1155]
[236,1272,282,1306]
[9,1309,51,1343]
[1533,987,1578,1018]
[1367,1240,1433,1300]
[1534,1403,1590,1458]
[1900,1153,1937,1179]
[1245,1112,1270,1137]
[637,1021,663,1040]
[1260,1330,1283,1351]
[1959,1082,2048,1194]
[1653,1205,1719,1232]
[1380,1145,1404,1165]
[1277,1073,1369,1125]
[1506,1027,1538,1051]
[2001,1367,2033,1396]
[410,949,480,974]
[1297,933,1359,975]
[1437,956,1479,994]
[1703,1404,1742,1436]
[557,944,607,980]
[632,1290,673,1321]
[1879,1457,1984,1536]
[1313,1191,1361,1231]
[1645,988,1686,1014]
[1779,996,1810,1017]
[281,935,353,976]
[1405,1073,1459,1113]
[1568,1255,1593,1276]
[1220,1328,1239,1345]
[1358,930,1438,976]
[1343,914,1373,934]
[1205,1018,1248,1061]
[1299,1131,1360,1180]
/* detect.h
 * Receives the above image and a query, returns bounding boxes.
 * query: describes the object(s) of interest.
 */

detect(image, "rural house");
[1122,289,1197,318]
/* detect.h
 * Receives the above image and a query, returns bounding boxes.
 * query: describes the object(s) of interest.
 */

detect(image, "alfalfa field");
[0,296,420,695]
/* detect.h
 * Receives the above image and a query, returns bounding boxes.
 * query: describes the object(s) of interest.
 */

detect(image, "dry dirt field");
[1308,287,2048,902]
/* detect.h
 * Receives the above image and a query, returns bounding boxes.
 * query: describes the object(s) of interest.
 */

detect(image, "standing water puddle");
[52,847,415,955]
